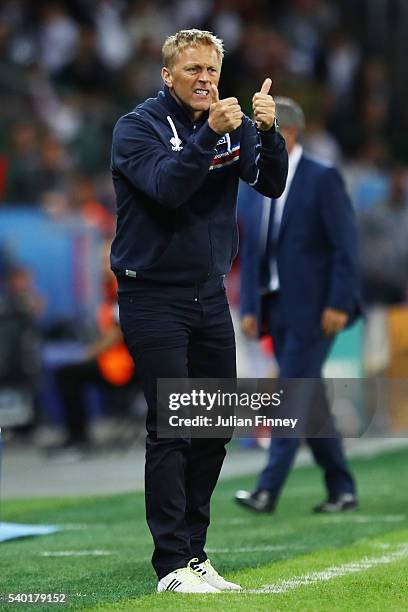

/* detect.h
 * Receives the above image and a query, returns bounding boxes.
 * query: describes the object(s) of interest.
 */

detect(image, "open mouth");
[193,89,209,97]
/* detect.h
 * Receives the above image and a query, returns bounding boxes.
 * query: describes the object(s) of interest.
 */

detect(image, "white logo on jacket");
[167,115,183,151]
[170,136,183,151]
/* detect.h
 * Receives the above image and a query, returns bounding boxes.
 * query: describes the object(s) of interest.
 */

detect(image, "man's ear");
[161,66,172,88]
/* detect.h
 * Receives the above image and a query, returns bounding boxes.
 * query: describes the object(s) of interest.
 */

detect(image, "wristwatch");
[270,117,279,133]
[256,117,279,132]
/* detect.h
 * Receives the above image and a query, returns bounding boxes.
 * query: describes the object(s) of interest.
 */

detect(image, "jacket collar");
[160,85,209,128]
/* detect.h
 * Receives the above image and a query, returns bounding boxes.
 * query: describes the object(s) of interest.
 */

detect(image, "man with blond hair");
[111,29,288,593]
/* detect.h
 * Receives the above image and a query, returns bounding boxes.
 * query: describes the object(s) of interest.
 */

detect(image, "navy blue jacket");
[238,154,362,333]
[110,86,288,285]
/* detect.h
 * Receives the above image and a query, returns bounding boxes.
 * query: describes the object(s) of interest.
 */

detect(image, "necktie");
[260,199,276,289]
[266,198,281,291]
[266,198,279,258]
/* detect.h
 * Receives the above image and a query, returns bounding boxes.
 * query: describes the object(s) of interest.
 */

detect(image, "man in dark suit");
[235,98,361,513]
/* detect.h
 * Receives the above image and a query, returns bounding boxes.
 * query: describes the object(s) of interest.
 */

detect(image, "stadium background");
[1,1,408,609]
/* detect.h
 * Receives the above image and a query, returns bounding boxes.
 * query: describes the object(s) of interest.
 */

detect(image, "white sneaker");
[189,558,242,591]
[157,566,220,593]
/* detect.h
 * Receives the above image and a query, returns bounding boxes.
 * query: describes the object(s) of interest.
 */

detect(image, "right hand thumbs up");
[208,86,243,135]
[210,83,220,105]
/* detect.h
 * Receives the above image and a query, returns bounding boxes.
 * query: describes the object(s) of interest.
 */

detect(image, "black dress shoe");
[234,489,275,513]
[313,493,358,513]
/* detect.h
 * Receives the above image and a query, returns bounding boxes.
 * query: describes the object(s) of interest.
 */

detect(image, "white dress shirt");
[267,143,303,291]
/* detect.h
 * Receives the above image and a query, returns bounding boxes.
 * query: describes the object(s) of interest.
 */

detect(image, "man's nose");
[198,71,211,82]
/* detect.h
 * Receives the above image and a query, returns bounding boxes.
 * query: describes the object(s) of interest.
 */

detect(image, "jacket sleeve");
[318,166,361,314]
[111,113,220,209]
[239,115,288,199]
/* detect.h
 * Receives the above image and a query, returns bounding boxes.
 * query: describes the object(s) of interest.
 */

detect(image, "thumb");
[259,77,272,95]
[210,83,220,104]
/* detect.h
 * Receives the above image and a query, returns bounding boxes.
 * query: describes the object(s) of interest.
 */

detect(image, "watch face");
[256,117,278,132]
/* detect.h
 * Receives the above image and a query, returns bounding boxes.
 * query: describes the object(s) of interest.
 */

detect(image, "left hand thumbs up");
[252,78,276,131]
[259,78,272,95]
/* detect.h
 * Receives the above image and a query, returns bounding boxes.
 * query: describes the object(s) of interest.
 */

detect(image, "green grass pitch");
[1,447,408,610]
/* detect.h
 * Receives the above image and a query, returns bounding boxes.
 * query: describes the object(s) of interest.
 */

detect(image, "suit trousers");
[118,276,235,579]
[257,293,356,499]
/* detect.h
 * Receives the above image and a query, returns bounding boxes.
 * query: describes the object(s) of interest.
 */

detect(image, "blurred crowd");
[1,0,408,304]
[1,0,408,442]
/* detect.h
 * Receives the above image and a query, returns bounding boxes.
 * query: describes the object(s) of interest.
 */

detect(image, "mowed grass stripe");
[1,448,408,610]
[100,530,408,611]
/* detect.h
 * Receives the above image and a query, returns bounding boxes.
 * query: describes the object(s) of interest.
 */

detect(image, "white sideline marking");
[320,514,406,524]
[40,550,114,557]
[247,544,408,593]
[217,518,251,525]
[215,522,294,537]
[207,545,305,554]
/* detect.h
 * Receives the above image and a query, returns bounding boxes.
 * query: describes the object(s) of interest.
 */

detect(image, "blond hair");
[162,29,224,68]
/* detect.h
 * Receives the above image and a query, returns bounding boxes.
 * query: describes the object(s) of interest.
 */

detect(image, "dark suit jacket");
[238,153,362,335]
